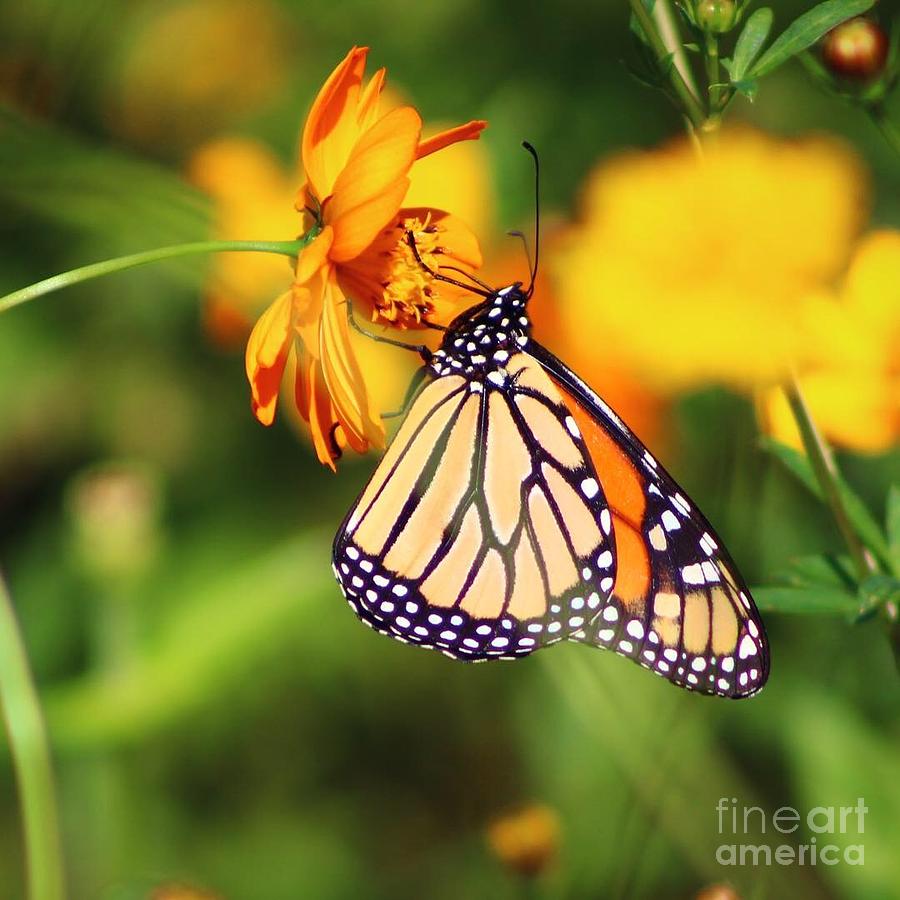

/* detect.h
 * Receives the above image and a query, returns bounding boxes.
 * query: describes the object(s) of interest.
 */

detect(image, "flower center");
[374,214,446,326]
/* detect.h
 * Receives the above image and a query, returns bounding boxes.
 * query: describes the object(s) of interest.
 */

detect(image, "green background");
[1,0,899,898]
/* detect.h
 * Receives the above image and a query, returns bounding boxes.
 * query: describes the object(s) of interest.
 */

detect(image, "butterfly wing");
[528,344,769,698]
[332,354,617,660]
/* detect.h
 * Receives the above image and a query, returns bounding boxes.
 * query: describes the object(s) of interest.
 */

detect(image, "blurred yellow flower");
[554,129,866,394]
[759,230,900,453]
[404,122,495,239]
[188,138,300,347]
[486,804,560,877]
[109,0,289,150]
[486,233,670,449]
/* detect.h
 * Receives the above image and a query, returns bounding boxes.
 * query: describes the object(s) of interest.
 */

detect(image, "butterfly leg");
[345,302,432,362]
[381,366,429,420]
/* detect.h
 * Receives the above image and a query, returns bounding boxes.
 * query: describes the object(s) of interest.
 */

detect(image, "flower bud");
[696,885,742,900]
[150,884,221,900]
[486,805,560,877]
[695,0,738,33]
[821,17,889,81]
[67,462,162,582]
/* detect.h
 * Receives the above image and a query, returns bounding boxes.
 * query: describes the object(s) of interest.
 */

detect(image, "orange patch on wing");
[609,513,651,607]
[556,381,646,528]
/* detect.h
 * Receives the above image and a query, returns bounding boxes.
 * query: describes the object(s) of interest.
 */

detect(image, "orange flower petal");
[245,290,293,425]
[357,66,386,131]
[416,119,487,160]
[295,225,334,284]
[294,342,313,421]
[292,270,327,364]
[328,106,421,226]
[318,275,385,451]
[329,176,410,263]
[297,351,339,470]
[404,206,483,269]
[302,46,368,200]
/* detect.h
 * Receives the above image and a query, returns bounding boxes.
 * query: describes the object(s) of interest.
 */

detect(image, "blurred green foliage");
[1,1,899,898]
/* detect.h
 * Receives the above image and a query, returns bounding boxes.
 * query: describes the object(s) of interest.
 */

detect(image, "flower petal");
[357,66,386,131]
[318,275,385,452]
[415,119,487,159]
[329,176,410,263]
[406,206,483,269]
[295,225,334,284]
[295,347,339,470]
[245,290,293,425]
[327,106,421,226]
[302,46,368,201]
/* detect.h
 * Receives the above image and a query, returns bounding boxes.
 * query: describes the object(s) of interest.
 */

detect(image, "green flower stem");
[628,0,707,129]
[0,239,305,315]
[655,0,703,103]
[783,375,877,582]
[704,32,721,114]
[0,575,66,900]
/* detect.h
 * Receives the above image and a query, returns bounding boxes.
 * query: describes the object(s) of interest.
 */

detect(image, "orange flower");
[245,47,486,468]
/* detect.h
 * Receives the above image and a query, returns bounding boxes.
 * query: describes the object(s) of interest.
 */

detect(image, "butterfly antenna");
[521,140,540,297]
[507,229,534,280]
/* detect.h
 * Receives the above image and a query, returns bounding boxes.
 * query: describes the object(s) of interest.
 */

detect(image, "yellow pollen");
[374,215,447,327]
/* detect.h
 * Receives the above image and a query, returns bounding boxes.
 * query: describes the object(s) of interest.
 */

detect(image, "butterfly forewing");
[530,345,770,698]
[333,353,617,660]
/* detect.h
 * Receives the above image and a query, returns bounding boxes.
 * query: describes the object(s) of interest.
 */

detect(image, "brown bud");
[486,805,560,877]
[821,17,889,81]
[695,885,742,900]
[150,885,222,900]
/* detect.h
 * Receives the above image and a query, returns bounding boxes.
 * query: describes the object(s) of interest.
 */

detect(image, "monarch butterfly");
[332,145,769,698]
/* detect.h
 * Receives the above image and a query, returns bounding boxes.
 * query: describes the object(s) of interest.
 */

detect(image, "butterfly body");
[429,283,532,379]
[333,281,769,698]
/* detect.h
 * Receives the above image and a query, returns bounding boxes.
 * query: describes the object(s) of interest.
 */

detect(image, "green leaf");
[887,484,900,575]
[856,574,900,622]
[628,0,659,45]
[731,7,774,82]
[752,585,858,615]
[778,553,857,590]
[733,78,759,100]
[762,438,891,568]
[749,0,876,78]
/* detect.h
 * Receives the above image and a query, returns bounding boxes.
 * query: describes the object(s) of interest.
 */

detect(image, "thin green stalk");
[654,0,703,103]
[704,32,721,114]
[783,375,877,582]
[0,238,306,315]
[628,0,707,128]
[0,574,66,900]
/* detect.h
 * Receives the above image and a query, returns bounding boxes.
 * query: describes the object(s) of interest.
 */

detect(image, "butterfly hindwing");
[332,354,617,660]
[529,344,770,698]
